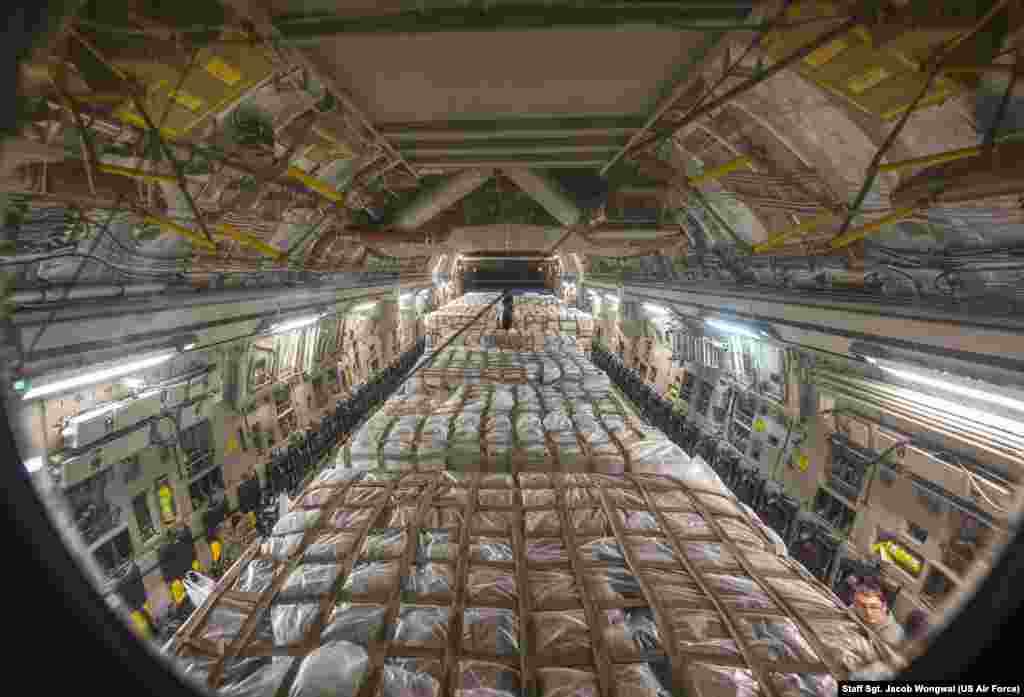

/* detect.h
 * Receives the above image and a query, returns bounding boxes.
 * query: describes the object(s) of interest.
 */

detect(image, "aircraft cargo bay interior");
[2,0,1024,694]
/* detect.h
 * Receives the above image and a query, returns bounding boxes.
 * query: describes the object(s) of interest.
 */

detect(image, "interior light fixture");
[704,318,765,340]
[23,456,43,474]
[62,386,165,436]
[22,350,178,401]
[183,343,197,351]
[874,362,1024,415]
[269,314,323,335]
[64,400,123,428]
[121,377,146,390]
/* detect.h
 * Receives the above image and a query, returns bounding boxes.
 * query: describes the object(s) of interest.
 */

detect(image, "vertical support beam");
[982,53,1020,149]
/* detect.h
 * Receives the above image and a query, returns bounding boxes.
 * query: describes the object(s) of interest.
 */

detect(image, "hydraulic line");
[0,252,184,278]
[18,196,128,366]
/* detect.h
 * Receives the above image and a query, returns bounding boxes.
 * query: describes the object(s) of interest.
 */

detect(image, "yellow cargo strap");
[878,145,980,174]
[143,215,217,252]
[216,223,287,261]
[829,207,917,250]
[687,156,754,186]
[285,166,345,204]
[754,211,836,253]
[97,164,177,185]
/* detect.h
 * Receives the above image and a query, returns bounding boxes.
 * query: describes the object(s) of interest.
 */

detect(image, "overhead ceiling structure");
[3,0,1024,359]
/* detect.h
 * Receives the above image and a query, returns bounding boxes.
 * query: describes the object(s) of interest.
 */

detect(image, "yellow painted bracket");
[286,166,345,204]
[687,156,754,186]
[143,215,217,251]
[98,164,178,184]
[829,207,917,250]
[754,211,836,253]
[878,146,981,174]
[216,223,287,261]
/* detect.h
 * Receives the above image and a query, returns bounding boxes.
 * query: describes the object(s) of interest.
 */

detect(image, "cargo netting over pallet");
[166,470,895,697]
[165,294,896,697]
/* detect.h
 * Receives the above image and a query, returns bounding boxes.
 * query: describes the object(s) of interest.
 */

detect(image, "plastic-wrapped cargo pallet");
[166,470,896,697]
[340,331,674,474]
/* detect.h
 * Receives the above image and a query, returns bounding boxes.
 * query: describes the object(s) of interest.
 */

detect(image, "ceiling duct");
[502,168,582,226]
[393,169,493,230]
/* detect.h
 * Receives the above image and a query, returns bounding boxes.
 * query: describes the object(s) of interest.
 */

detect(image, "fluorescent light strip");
[350,302,378,312]
[705,318,763,340]
[23,351,177,401]
[643,303,669,314]
[876,363,1024,417]
[65,401,121,427]
[64,387,165,429]
[873,375,1024,438]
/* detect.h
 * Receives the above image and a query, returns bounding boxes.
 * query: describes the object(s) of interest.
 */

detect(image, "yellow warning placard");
[753,418,767,433]
[797,454,810,471]
[225,434,240,456]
